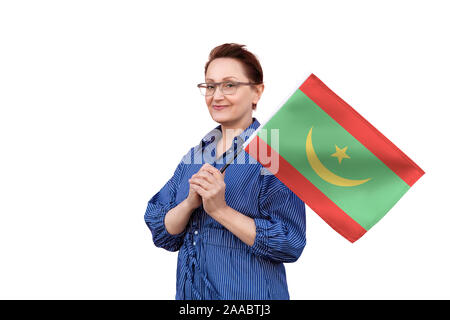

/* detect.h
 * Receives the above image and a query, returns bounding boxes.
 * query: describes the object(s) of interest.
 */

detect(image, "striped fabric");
[144,117,306,300]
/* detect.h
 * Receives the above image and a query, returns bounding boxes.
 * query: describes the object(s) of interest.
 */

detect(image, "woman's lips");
[213,105,229,110]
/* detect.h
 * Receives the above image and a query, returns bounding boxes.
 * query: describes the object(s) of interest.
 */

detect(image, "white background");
[0,0,448,299]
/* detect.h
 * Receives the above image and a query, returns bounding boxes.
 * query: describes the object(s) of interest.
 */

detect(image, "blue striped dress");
[144,117,306,300]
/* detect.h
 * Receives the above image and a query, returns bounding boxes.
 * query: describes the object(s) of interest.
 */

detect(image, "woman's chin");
[210,110,233,122]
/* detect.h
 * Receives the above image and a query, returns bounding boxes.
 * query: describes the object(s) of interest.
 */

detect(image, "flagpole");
[219,146,244,173]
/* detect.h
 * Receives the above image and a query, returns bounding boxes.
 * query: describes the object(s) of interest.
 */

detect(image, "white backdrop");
[0,0,448,299]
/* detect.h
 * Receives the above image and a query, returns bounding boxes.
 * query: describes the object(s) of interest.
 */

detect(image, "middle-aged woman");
[144,43,306,300]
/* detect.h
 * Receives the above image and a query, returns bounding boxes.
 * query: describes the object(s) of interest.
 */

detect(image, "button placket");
[193,228,199,246]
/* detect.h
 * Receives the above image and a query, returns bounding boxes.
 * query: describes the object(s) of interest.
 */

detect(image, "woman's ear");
[252,83,264,110]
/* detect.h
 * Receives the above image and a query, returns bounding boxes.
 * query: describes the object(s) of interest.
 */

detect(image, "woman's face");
[204,57,263,126]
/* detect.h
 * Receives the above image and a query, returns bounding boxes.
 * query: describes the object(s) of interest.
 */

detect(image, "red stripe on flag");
[245,135,367,243]
[300,74,425,187]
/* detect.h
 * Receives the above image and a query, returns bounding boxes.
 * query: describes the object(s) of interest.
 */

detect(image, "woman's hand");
[189,163,227,218]
[185,178,203,210]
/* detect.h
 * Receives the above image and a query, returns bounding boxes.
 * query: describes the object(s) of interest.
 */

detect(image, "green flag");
[243,74,425,242]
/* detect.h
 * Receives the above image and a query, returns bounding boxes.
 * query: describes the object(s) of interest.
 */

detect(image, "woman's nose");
[212,86,225,99]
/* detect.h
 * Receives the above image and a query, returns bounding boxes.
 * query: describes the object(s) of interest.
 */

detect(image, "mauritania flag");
[243,74,425,242]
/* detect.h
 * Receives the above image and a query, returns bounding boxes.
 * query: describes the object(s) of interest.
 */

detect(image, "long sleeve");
[249,175,307,263]
[144,159,186,252]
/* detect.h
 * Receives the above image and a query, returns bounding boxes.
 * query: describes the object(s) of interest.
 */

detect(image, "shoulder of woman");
[178,146,197,165]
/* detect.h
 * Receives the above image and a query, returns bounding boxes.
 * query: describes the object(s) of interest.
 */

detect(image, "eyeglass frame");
[197,80,263,96]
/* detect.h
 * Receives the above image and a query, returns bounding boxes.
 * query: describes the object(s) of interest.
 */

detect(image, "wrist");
[210,204,230,222]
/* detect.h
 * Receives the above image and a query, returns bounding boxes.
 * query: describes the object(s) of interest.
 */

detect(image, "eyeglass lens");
[200,82,237,96]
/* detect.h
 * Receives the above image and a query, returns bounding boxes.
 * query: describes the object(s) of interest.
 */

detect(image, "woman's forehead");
[206,58,246,81]
[205,75,239,82]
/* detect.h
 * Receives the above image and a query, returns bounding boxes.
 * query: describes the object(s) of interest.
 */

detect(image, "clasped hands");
[187,163,228,218]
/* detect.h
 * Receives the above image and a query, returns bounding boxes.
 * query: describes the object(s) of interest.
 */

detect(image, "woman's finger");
[201,163,220,175]
[190,184,207,197]
[203,165,224,181]
[195,170,216,184]
[189,177,212,190]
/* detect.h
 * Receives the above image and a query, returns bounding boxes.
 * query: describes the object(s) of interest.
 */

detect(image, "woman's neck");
[220,117,253,144]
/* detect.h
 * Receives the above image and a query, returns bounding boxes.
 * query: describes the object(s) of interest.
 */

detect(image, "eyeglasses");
[197,81,262,96]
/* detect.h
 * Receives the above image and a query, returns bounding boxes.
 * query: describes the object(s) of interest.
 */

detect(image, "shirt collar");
[198,117,261,152]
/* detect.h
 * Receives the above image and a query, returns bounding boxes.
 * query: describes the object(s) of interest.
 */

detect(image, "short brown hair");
[204,43,263,110]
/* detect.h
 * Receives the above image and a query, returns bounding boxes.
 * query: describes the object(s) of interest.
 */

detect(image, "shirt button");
[194,230,198,235]
[193,241,196,246]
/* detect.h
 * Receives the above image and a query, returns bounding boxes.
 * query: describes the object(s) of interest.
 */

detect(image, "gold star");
[331,145,351,164]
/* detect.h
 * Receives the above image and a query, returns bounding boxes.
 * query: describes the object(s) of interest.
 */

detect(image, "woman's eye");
[225,83,235,87]
[206,85,215,89]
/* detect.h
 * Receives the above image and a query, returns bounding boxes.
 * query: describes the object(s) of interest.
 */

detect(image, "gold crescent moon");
[306,127,371,187]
